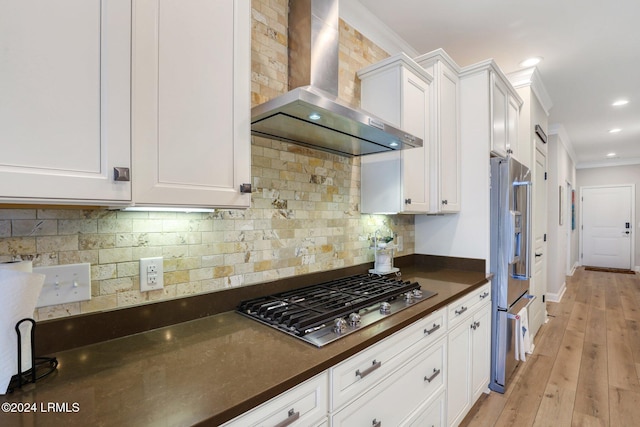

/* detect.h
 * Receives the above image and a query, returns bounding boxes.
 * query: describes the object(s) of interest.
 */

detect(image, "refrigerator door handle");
[524,181,532,279]
[512,181,532,279]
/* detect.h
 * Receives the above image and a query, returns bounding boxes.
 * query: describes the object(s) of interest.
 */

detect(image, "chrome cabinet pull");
[479,291,489,299]
[273,408,299,427]
[356,360,382,379]
[471,320,480,330]
[372,419,382,427]
[424,368,441,383]
[424,323,441,336]
[455,306,467,316]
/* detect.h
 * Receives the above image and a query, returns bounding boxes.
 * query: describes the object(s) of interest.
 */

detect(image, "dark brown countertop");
[0,264,489,426]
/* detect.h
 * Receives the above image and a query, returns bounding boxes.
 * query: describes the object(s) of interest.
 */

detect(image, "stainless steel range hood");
[251,0,422,157]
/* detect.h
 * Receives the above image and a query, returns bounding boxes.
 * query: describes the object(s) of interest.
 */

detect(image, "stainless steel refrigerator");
[489,156,534,393]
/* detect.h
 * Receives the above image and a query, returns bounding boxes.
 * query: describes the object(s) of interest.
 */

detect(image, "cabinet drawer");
[448,283,490,326]
[404,390,445,427]
[222,372,328,427]
[330,308,446,410]
[331,338,445,427]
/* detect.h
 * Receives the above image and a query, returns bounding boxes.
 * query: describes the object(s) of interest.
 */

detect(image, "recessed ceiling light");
[612,99,629,107]
[519,56,543,67]
[609,128,622,133]
[606,152,617,157]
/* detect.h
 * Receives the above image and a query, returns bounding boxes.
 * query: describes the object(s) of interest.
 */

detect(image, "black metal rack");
[7,318,58,393]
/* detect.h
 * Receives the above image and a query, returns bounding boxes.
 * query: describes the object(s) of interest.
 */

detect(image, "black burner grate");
[237,274,420,335]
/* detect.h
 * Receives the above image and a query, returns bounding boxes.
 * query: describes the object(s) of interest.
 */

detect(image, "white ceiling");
[355,0,640,168]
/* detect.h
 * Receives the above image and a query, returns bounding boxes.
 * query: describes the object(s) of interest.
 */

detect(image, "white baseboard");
[546,282,566,303]
[635,266,640,273]
[568,262,579,276]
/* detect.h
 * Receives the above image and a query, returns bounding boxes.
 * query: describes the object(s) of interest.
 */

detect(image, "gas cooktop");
[237,273,437,347]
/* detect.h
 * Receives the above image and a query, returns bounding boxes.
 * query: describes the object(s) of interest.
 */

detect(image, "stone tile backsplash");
[0,0,414,320]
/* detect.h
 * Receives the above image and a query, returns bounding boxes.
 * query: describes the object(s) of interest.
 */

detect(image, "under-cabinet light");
[119,207,216,213]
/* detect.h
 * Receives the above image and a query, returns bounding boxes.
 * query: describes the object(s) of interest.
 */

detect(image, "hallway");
[460,268,640,426]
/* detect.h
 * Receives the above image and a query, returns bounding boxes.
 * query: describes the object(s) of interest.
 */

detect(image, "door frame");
[579,184,635,270]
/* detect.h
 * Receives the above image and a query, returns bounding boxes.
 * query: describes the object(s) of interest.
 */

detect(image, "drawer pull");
[372,419,382,427]
[424,368,441,383]
[273,408,299,427]
[480,291,490,299]
[455,306,468,316]
[424,323,441,335]
[356,360,382,379]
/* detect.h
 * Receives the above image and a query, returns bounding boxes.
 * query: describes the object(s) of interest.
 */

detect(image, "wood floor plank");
[493,354,555,427]
[547,329,585,390]
[573,341,609,424]
[629,320,640,364]
[566,302,588,334]
[617,275,640,322]
[585,306,606,346]
[607,310,640,392]
[533,383,575,427]
[609,387,640,427]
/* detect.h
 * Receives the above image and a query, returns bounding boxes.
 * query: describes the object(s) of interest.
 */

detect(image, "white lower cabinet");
[221,372,328,427]
[446,289,491,427]
[331,337,445,427]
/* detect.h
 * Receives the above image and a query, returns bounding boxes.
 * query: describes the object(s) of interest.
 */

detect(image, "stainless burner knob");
[412,289,423,298]
[348,313,361,327]
[333,318,347,334]
[379,302,391,314]
[404,292,414,303]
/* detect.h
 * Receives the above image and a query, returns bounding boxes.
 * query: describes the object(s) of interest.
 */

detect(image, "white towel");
[515,306,534,361]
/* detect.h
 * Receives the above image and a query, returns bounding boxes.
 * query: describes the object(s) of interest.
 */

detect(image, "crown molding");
[339,1,419,57]
[507,67,553,115]
[413,48,461,74]
[357,52,433,83]
[459,58,523,106]
[548,124,578,166]
[576,157,640,169]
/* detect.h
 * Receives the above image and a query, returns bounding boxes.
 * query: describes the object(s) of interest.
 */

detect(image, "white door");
[529,147,547,337]
[582,185,633,269]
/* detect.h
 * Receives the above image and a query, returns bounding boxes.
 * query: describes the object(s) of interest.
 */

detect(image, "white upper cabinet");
[132,0,251,208]
[358,53,432,214]
[0,0,132,204]
[415,49,461,213]
[490,69,522,160]
[459,61,522,163]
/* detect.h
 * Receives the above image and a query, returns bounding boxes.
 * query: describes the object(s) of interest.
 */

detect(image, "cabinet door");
[437,65,460,213]
[447,318,472,426]
[491,74,508,158]
[0,0,131,204]
[401,69,430,213]
[471,304,491,401]
[132,0,251,208]
[507,95,520,160]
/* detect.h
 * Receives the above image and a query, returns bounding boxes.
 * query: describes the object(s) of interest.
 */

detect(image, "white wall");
[415,72,491,272]
[577,164,640,269]
[546,132,577,301]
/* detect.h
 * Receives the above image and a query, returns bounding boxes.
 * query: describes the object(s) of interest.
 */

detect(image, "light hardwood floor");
[460,267,640,427]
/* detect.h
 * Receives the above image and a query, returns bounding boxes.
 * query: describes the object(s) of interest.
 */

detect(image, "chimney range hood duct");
[251,0,423,157]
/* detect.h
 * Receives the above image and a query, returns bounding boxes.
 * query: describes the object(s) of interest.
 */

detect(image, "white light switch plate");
[34,263,92,308]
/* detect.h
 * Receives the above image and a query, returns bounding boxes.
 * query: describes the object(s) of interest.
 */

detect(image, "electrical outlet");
[140,257,164,292]
[397,235,404,252]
